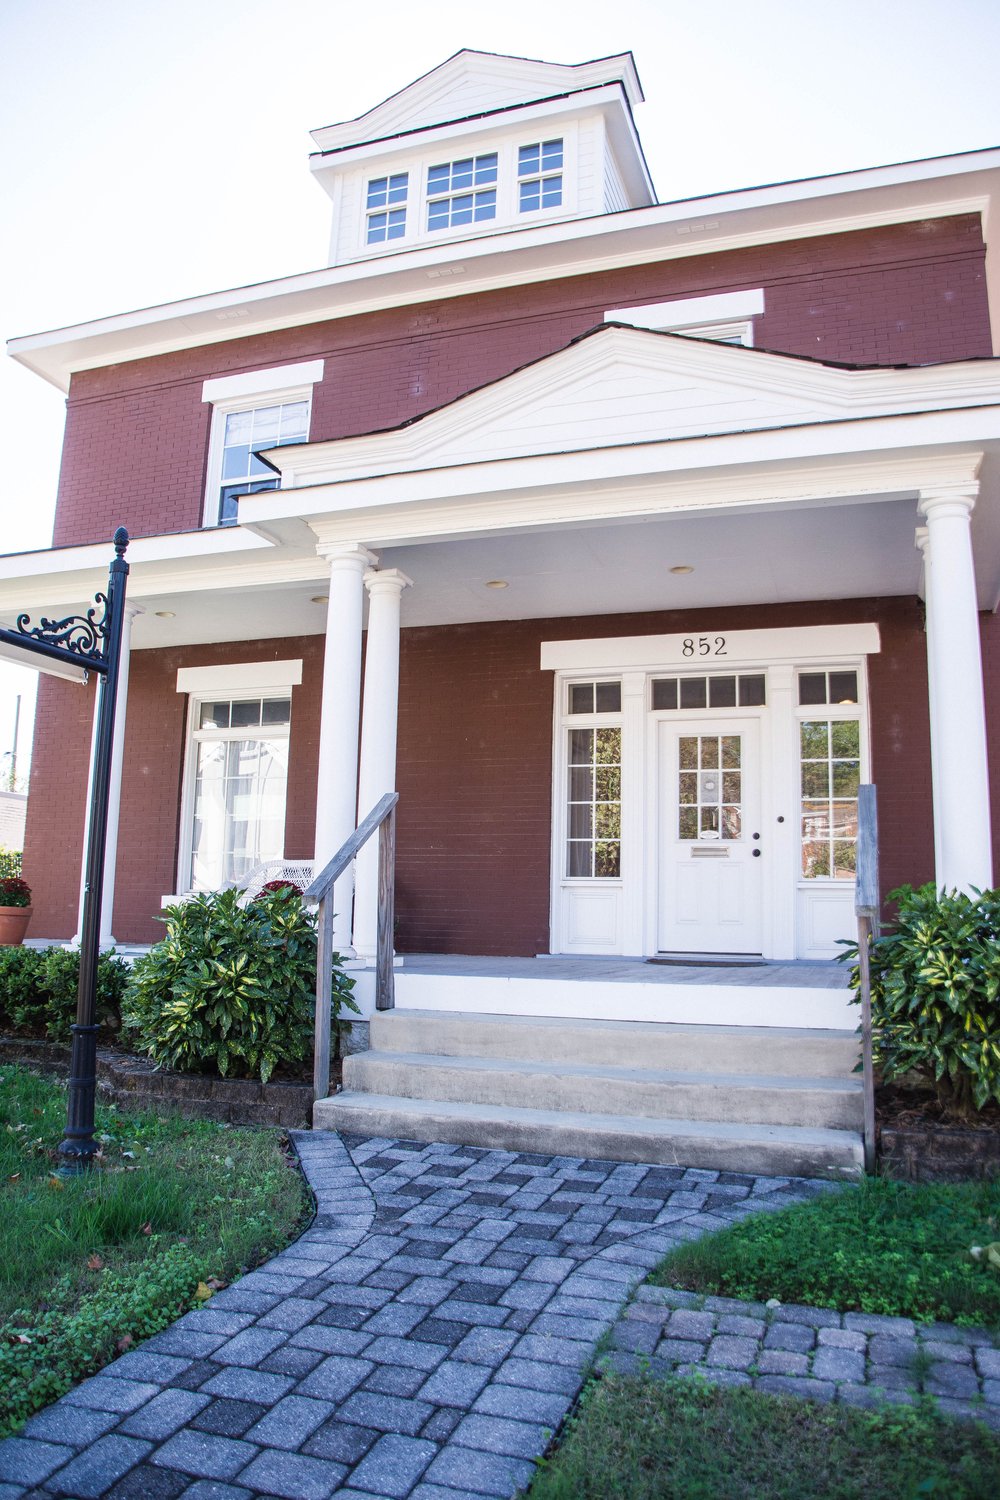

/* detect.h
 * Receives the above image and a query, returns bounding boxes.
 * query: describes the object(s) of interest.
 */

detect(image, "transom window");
[366,173,408,243]
[798,670,859,706]
[800,719,861,880]
[653,675,766,710]
[426,154,497,230]
[189,695,291,890]
[568,680,622,714]
[216,400,308,526]
[566,728,621,878]
[518,138,563,212]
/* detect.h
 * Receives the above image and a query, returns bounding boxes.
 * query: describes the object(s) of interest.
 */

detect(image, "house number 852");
[682,636,727,657]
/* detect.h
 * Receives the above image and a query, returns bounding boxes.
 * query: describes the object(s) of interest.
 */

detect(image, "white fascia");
[606,289,765,329]
[10,150,1000,392]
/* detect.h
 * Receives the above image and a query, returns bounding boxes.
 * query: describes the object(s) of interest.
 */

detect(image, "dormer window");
[518,139,563,212]
[366,173,408,244]
[426,154,497,231]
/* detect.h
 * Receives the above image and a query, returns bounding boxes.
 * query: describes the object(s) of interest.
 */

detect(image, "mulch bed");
[877,1082,1000,1181]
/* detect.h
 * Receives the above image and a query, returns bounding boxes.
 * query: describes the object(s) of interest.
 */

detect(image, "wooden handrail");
[854,784,879,1175]
[311,791,400,1102]
[304,792,399,903]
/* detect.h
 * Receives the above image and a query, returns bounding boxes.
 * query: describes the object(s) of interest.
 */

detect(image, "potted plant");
[0,876,32,946]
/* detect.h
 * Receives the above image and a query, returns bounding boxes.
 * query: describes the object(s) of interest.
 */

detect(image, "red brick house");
[4,51,999,1168]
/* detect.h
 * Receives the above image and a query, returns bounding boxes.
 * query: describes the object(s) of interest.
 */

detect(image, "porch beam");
[917,487,993,893]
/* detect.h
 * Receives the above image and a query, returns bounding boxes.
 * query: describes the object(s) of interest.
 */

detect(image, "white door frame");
[545,622,879,962]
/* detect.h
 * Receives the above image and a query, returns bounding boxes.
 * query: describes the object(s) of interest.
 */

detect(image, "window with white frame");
[518,138,563,213]
[564,680,622,878]
[797,669,862,881]
[187,695,291,890]
[366,172,408,244]
[605,289,765,347]
[201,362,324,528]
[426,153,497,231]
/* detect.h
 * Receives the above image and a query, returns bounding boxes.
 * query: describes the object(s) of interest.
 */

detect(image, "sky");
[1,0,1000,792]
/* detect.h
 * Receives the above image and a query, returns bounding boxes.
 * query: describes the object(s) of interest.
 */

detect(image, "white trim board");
[541,624,881,672]
[175,659,304,694]
[201,361,325,404]
[606,289,765,329]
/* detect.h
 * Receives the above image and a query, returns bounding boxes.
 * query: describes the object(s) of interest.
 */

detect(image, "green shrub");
[122,885,358,1082]
[0,849,22,881]
[0,946,128,1040]
[842,882,1000,1115]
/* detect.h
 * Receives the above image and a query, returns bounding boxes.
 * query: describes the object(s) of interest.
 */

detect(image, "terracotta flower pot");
[0,906,32,946]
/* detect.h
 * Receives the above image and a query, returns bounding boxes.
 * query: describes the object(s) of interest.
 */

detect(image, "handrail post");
[313,894,334,1102]
[376,804,396,1011]
[855,784,879,1175]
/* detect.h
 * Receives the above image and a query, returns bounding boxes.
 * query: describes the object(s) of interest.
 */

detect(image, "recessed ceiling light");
[669,565,694,575]
[310,595,329,604]
[154,610,176,618]
[485,580,508,589]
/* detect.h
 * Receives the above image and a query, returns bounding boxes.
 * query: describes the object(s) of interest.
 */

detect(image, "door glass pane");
[678,737,698,770]
[679,734,742,841]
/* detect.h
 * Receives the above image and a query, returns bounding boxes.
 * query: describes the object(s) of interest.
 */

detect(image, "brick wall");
[54,215,990,548]
[24,595,940,952]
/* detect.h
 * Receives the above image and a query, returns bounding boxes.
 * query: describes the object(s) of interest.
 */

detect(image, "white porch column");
[915,527,944,879]
[917,488,993,892]
[314,543,377,953]
[73,602,143,949]
[353,569,411,960]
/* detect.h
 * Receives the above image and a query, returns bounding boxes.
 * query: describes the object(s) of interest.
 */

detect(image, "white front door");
[658,718,764,954]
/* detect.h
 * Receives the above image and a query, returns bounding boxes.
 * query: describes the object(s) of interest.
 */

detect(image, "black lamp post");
[0,528,130,1172]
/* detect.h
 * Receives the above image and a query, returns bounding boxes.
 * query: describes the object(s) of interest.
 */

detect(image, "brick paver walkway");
[0,1132,995,1498]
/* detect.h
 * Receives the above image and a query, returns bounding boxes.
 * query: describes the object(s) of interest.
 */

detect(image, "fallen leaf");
[141,1222,152,1236]
[8,1173,19,1183]
[87,1254,104,1271]
[205,1277,227,1291]
[47,1176,64,1191]
[116,1334,133,1353]
[194,1282,214,1301]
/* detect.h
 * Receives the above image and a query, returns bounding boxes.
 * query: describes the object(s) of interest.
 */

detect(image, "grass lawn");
[649,1176,1000,1327]
[0,1064,308,1435]
[528,1179,1000,1498]
[527,1374,1000,1500]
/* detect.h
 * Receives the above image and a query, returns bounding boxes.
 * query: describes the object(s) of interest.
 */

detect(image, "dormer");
[309,49,656,266]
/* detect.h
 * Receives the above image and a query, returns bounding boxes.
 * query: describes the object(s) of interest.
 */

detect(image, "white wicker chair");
[235,859,316,906]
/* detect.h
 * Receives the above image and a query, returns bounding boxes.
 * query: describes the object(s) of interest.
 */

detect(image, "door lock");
[752,849,761,857]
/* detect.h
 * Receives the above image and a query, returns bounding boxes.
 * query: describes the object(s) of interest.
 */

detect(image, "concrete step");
[344,1050,864,1130]
[370,1010,859,1077]
[314,1091,864,1179]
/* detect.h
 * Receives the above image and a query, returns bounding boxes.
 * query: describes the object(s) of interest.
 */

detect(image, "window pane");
[594,841,620,877]
[804,843,831,879]
[542,139,563,169]
[832,761,860,796]
[678,772,698,805]
[568,729,593,764]
[651,678,678,711]
[595,681,622,713]
[569,683,594,715]
[721,737,741,770]
[367,177,388,208]
[262,698,291,726]
[722,807,742,839]
[199,701,230,729]
[230,700,262,728]
[224,409,252,444]
[739,675,766,707]
[191,735,287,890]
[594,765,621,800]
[678,737,698,770]
[832,802,859,839]
[799,673,827,705]
[678,807,698,839]
[278,402,309,438]
[833,842,857,878]
[829,671,859,704]
[541,179,562,207]
[801,762,829,798]
[569,766,593,800]
[831,721,860,757]
[800,721,830,758]
[596,728,621,765]
[680,677,707,709]
[722,772,741,802]
[595,803,620,838]
[568,804,593,839]
[708,675,736,707]
[567,842,592,877]
[221,443,251,480]
[519,144,540,173]
[699,737,719,769]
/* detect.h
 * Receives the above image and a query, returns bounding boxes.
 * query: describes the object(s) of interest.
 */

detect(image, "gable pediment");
[310,50,640,153]
[265,326,1000,488]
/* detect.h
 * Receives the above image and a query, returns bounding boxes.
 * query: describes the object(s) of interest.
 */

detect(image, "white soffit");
[541,623,881,672]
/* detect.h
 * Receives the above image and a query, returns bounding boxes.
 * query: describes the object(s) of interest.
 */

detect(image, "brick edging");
[0,1036,315,1128]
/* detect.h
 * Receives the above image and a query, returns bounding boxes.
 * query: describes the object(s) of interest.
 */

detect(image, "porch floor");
[398,953,850,989]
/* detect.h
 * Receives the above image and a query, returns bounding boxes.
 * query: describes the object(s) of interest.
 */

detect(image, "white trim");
[175,660,303,695]
[606,289,764,330]
[541,624,881,673]
[201,361,324,404]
